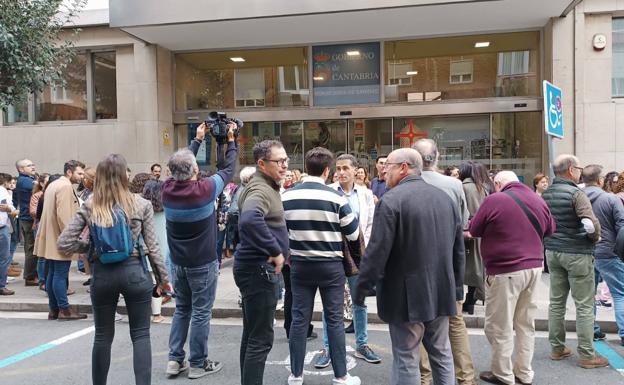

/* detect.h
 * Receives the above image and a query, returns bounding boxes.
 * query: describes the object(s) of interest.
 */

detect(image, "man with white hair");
[468,171,555,385]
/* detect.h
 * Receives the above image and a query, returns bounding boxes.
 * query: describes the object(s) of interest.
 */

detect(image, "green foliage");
[0,0,86,108]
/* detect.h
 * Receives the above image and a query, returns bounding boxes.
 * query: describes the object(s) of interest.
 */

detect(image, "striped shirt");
[282,176,359,262]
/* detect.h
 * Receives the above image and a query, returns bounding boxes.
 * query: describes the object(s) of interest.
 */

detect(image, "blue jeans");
[290,261,347,378]
[322,274,368,349]
[168,260,219,367]
[37,257,47,285]
[0,226,11,289]
[47,260,71,310]
[595,258,624,338]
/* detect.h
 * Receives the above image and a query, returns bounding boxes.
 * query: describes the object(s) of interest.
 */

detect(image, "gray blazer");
[355,175,465,324]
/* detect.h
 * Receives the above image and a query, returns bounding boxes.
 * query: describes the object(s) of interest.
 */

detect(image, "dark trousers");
[290,261,346,378]
[282,264,314,339]
[90,258,153,385]
[233,262,279,385]
[19,220,36,280]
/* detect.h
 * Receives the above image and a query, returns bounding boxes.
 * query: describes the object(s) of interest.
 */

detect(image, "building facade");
[2,0,618,183]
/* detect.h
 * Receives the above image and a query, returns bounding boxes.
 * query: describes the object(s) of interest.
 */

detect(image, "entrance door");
[347,118,392,178]
[302,120,347,157]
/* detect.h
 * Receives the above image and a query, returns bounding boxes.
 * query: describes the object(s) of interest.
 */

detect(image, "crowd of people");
[1,122,624,385]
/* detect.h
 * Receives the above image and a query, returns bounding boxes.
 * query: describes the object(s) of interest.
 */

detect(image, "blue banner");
[312,42,381,106]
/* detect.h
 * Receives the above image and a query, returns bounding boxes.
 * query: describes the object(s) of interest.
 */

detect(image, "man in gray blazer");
[355,148,465,385]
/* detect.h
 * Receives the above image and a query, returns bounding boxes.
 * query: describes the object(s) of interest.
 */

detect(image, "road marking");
[594,340,624,376]
[267,346,357,376]
[0,326,95,369]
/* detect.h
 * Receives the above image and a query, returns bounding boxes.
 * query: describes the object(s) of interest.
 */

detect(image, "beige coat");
[34,176,80,261]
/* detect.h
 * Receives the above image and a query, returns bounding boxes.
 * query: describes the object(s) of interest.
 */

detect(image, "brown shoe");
[67,288,76,296]
[58,308,87,321]
[24,279,38,287]
[8,267,21,277]
[48,309,59,320]
[550,346,573,360]
[0,288,15,295]
[479,371,507,385]
[578,354,609,369]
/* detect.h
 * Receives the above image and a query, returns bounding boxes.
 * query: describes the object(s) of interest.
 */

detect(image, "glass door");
[347,118,392,177]
[303,120,347,156]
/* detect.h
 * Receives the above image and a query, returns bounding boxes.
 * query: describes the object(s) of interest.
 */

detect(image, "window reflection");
[36,53,87,121]
[94,51,117,119]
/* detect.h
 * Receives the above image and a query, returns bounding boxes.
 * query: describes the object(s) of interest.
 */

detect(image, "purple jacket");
[469,182,556,275]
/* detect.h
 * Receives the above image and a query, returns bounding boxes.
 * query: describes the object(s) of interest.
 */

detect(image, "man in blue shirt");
[13,159,37,285]
[370,155,388,203]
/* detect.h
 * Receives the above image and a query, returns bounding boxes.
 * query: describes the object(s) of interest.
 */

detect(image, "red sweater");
[468,182,556,275]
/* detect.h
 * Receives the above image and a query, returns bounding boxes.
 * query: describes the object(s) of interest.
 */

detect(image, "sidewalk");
[1,249,619,333]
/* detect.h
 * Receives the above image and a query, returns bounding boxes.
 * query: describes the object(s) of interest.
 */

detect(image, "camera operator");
[162,122,239,379]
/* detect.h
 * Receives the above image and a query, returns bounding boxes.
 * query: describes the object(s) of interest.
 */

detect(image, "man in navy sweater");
[163,122,238,379]
[469,171,555,385]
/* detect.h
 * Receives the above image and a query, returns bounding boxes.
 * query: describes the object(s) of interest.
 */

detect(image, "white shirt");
[0,186,15,228]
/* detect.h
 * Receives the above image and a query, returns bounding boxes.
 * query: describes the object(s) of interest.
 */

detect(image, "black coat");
[355,175,465,324]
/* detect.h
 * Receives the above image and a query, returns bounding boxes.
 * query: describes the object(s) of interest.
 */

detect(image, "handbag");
[342,228,366,277]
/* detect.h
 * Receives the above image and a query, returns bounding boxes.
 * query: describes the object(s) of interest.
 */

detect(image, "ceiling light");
[313,76,324,81]
[346,51,360,56]
[406,71,418,75]
[474,42,490,48]
[230,57,245,62]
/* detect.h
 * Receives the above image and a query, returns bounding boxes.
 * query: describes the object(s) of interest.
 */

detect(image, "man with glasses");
[13,158,37,286]
[542,155,608,369]
[234,140,288,385]
[355,148,465,385]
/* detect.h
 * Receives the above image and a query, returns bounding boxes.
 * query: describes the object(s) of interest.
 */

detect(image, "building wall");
[0,28,174,176]
[550,0,624,171]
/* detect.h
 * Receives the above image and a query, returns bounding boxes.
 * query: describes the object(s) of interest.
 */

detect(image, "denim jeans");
[595,257,624,338]
[90,257,153,385]
[37,257,47,285]
[290,261,346,378]
[234,262,279,385]
[322,274,368,349]
[168,260,219,367]
[47,260,71,310]
[0,226,11,289]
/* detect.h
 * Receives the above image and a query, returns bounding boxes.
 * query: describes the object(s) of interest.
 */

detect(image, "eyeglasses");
[572,166,583,171]
[383,162,414,169]
[264,158,290,167]
[26,164,35,167]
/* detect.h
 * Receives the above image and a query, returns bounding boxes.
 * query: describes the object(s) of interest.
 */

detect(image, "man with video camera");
[162,120,239,379]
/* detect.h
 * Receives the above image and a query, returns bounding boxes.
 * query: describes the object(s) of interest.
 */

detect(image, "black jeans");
[19,219,37,280]
[90,257,153,385]
[282,264,314,339]
[233,262,279,385]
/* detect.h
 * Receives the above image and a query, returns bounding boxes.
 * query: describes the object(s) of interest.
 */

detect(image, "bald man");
[469,171,555,385]
[355,148,465,385]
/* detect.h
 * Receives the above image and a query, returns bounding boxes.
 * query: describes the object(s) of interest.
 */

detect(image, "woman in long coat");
[460,161,494,314]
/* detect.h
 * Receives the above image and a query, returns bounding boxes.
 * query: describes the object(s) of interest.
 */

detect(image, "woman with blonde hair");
[58,154,170,385]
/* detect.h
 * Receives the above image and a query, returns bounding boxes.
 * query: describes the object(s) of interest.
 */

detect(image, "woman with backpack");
[58,154,170,385]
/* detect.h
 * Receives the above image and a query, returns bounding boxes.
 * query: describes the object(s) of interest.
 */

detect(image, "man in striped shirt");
[282,147,361,385]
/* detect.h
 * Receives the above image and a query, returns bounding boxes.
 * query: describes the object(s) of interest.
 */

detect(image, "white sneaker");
[288,373,304,385]
[166,360,189,377]
[332,374,361,385]
[114,312,123,321]
[7,277,15,282]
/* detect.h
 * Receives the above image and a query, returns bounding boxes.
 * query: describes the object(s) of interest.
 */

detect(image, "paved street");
[1,313,623,385]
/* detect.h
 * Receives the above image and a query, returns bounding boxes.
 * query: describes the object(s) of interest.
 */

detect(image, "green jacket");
[542,177,599,255]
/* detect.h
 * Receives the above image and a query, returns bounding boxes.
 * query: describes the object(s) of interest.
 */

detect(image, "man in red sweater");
[468,171,555,385]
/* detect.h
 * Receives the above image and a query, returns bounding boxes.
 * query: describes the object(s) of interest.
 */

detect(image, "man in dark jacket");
[469,171,555,385]
[582,165,624,346]
[355,148,465,385]
[542,154,608,369]
[234,139,288,385]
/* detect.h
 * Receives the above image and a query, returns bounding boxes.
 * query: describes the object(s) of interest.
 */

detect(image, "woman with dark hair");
[603,171,619,193]
[459,161,489,314]
[355,166,371,188]
[612,172,624,204]
[58,154,170,385]
[444,166,460,178]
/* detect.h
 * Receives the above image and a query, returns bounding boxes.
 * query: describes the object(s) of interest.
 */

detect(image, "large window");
[613,19,624,97]
[175,47,309,111]
[5,50,117,123]
[384,31,541,103]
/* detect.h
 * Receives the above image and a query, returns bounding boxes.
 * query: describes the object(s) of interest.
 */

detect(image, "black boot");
[345,321,355,333]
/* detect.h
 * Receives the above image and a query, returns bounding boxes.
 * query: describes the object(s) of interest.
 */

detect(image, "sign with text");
[312,42,381,106]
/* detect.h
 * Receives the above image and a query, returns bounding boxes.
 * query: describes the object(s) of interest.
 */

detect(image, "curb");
[0,302,618,333]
